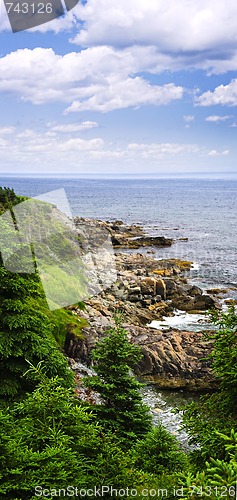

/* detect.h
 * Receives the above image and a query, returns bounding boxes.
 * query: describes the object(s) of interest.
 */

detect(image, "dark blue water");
[1,176,237,292]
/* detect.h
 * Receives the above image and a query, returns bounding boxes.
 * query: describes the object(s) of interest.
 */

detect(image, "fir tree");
[85,316,152,444]
[0,188,75,401]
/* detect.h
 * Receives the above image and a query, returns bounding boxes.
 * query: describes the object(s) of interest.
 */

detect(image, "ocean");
[1,176,237,295]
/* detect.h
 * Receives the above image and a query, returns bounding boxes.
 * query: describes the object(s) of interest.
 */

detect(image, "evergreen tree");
[0,187,79,401]
[206,305,237,414]
[131,425,188,475]
[0,366,141,499]
[85,317,152,445]
[0,265,74,400]
[183,305,237,466]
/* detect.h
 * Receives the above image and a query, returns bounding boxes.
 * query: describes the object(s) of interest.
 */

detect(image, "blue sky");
[1,0,237,176]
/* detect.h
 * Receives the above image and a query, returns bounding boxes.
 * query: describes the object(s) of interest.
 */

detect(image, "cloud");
[64,80,183,113]
[197,80,237,106]
[126,142,200,158]
[0,126,15,134]
[205,115,232,122]
[183,115,195,122]
[0,124,216,173]
[73,0,237,51]
[208,149,229,156]
[0,47,183,111]
[69,0,237,74]
[50,121,99,132]
[2,1,237,74]
[183,115,195,128]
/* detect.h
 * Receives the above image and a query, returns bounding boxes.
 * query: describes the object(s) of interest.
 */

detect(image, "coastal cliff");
[65,218,223,390]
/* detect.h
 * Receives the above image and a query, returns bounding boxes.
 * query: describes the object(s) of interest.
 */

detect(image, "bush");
[130,424,188,475]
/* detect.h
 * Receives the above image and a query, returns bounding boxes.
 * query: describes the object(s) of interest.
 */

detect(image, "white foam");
[191,262,200,271]
[149,310,208,331]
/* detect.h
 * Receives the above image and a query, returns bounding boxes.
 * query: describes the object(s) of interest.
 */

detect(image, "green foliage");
[179,430,237,499]
[183,398,234,467]
[47,308,87,348]
[0,188,192,498]
[130,424,188,475]
[84,317,152,445]
[0,187,88,401]
[204,305,237,414]
[183,306,237,467]
[0,265,74,400]
[0,365,153,499]
[0,187,24,214]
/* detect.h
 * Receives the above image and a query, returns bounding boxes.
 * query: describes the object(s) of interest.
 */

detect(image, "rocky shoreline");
[65,218,225,390]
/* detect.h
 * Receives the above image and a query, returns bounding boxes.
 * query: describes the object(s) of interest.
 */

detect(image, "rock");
[153,269,173,277]
[148,301,169,312]
[225,299,237,305]
[128,286,141,295]
[171,293,218,312]
[155,279,166,300]
[127,326,218,390]
[163,279,178,297]
[112,236,173,249]
[140,278,157,296]
[193,294,219,310]
[188,285,203,297]
[139,277,166,301]
[207,288,228,295]
[65,219,221,390]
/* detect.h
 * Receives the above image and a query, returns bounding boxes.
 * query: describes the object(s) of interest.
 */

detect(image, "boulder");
[127,326,218,390]
[155,279,166,300]
[140,278,157,296]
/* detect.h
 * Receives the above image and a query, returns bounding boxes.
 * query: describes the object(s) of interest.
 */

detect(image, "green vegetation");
[84,315,152,445]
[0,187,237,499]
[0,188,87,401]
[183,304,237,467]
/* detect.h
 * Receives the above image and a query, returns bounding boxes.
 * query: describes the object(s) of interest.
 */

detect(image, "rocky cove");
[64,217,227,392]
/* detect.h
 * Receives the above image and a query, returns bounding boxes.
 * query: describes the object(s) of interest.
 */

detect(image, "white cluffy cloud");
[208,149,229,157]
[70,0,237,74]
[0,126,15,134]
[2,1,237,74]
[50,121,99,133]
[73,0,237,50]
[197,80,237,106]
[0,47,183,111]
[183,115,195,122]
[205,115,233,122]
[64,80,183,113]
[0,125,222,169]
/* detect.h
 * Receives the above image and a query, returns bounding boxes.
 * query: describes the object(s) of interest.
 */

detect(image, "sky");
[0,0,237,176]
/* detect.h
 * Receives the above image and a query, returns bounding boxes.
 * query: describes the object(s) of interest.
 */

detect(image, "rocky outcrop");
[65,218,222,390]
[85,252,220,325]
[64,311,217,390]
[74,217,173,249]
[127,325,217,390]
[112,235,173,249]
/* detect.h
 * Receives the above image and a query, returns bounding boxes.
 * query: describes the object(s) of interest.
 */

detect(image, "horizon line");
[1,172,237,180]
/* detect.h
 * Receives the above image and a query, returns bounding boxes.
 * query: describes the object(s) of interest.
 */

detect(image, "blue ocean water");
[1,176,237,293]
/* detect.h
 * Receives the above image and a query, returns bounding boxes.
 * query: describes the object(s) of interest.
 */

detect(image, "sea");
[1,175,237,295]
[1,175,236,444]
